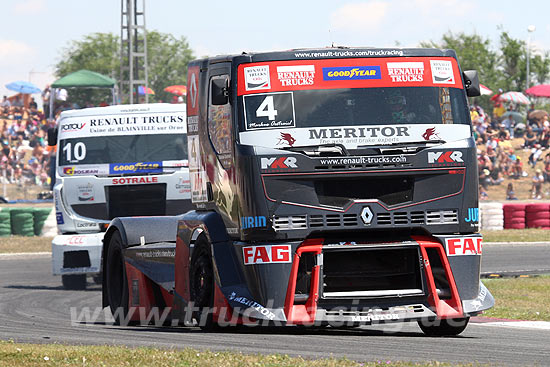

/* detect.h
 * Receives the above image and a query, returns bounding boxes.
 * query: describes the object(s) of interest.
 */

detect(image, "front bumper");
[51,233,104,276]
[215,235,494,325]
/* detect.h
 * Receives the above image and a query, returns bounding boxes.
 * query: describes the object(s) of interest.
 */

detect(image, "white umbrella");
[480,84,493,96]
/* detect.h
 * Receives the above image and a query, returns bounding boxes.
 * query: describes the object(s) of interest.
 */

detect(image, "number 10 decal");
[243,92,295,131]
[63,142,87,162]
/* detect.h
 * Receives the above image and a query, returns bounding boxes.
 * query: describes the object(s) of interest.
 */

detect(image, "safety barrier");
[482,202,550,230]
[0,207,53,236]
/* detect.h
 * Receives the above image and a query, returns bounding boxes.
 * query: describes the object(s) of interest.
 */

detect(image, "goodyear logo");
[322,66,381,80]
[109,162,163,174]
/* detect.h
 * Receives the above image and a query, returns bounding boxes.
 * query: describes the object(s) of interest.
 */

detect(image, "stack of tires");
[503,203,526,229]
[480,202,503,231]
[10,208,35,236]
[32,207,52,236]
[525,203,550,229]
[0,208,11,237]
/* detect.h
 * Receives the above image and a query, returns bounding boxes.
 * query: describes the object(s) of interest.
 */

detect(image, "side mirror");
[211,78,229,105]
[47,127,57,146]
[463,70,480,97]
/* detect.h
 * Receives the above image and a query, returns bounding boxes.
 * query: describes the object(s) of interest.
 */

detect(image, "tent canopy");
[51,69,115,88]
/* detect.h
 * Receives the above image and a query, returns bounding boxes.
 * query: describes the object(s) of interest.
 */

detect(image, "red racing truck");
[102,47,494,336]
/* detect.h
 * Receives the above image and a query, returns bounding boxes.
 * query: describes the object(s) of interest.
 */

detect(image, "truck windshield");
[58,134,187,167]
[241,86,468,130]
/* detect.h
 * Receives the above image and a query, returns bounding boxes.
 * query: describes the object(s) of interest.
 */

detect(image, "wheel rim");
[192,253,212,308]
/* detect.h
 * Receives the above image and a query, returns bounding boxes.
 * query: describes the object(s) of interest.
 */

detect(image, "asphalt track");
[0,247,549,366]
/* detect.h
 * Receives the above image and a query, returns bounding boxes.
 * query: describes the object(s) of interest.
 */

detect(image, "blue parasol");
[5,80,41,94]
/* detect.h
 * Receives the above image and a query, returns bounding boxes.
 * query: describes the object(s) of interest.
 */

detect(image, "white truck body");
[52,104,190,287]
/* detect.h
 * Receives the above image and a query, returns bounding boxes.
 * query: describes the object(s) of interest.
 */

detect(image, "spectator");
[511,156,524,179]
[543,153,550,183]
[528,144,544,168]
[506,183,517,200]
[523,126,538,149]
[501,114,515,138]
[0,96,10,116]
[531,169,544,199]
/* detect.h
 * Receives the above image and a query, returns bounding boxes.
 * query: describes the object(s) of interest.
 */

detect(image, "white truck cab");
[50,103,190,289]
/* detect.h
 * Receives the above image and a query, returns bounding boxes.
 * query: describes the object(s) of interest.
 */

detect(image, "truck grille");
[106,183,167,218]
[272,209,457,230]
[322,246,424,298]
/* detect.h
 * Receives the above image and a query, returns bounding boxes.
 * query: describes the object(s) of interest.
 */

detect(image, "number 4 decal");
[256,95,278,121]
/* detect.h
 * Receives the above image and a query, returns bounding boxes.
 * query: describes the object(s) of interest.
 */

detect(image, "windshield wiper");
[358,139,446,149]
[279,143,349,157]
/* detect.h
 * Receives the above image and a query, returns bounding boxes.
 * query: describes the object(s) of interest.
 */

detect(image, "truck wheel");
[93,275,102,285]
[61,274,87,290]
[106,231,130,325]
[190,241,217,331]
[418,317,469,337]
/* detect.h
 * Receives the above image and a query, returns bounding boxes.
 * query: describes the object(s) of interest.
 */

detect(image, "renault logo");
[360,206,373,225]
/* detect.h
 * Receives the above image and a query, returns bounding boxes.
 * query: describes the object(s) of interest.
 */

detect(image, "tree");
[499,31,526,91]
[421,32,499,90]
[55,33,119,106]
[55,31,194,106]
[531,52,550,85]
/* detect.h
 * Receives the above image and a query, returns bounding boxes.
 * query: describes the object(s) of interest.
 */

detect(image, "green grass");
[0,341,485,367]
[0,229,546,255]
[482,275,550,321]
[0,236,52,253]
[481,228,550,242]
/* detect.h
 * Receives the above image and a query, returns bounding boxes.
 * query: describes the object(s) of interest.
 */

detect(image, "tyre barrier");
[525,203,550,229]
[0,207,53,236]
[10,208,35,236]
[0,208,11,237]
[480,202,503,231]
[503,203,526,230]
[33,208,53,236]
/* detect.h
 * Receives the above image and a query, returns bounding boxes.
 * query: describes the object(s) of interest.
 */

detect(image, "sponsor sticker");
[323,66,381,81]
[77,183,94,202]
[109,162,162,174]
[63,167,101,176]
[242,245,292,265]
[277,65,315,86]
[430,60,455,84]
[244,65,271,91]
[465,207,479,223]
[445,237,482,256]
[228,292,276,320]
[56,212,64,225]
[386,62,424,83]
[61,122,86,132]
[175,177,191,194]
[241,216,267,229]
[427,151,464,165]
[260,156,298,170]
[111,176,159,185]
[244,92,295,130]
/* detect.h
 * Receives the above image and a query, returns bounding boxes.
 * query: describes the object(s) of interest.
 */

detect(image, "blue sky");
[1,0,549,104]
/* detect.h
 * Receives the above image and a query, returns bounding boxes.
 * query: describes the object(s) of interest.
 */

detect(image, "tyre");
[483,208,503,215]
[525,203,550,212]
[189,239,217,331]
[93,274,102,285]
[62,274,87,290]
[526,212,550,220]
[526,219,550,229]
[418,317,469,337]
[105,231,130,325]
[503,203,526,211]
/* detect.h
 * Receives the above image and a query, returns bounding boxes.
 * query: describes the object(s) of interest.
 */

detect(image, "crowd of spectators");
[474,97,550,200]
[0,94,53,190]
